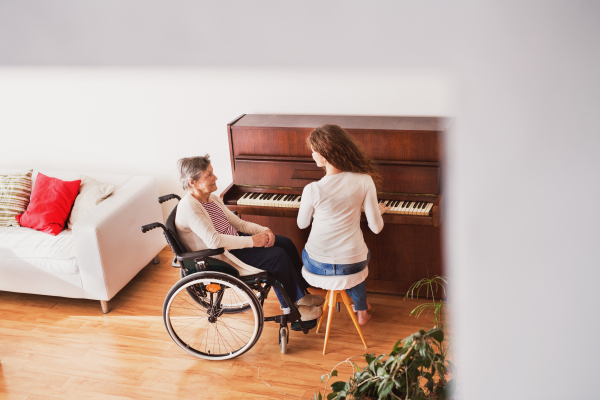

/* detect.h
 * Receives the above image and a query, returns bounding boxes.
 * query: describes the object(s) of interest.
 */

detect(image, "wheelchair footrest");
[291,318,318,332]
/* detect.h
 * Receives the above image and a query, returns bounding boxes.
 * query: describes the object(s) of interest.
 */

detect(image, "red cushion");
[16,173,81,235]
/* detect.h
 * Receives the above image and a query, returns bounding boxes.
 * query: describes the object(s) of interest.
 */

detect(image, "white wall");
[0,67,454,218]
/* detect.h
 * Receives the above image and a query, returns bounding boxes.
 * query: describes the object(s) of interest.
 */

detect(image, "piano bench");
[301,266,369,355]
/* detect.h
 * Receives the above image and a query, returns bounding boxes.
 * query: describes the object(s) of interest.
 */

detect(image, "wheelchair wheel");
[164,271,263,360]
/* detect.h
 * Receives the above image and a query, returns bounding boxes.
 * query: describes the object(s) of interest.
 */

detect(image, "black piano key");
[392,200,400,208]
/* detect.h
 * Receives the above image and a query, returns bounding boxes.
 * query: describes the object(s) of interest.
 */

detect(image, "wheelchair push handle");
[141,222,166,233]
[159,194,181,204]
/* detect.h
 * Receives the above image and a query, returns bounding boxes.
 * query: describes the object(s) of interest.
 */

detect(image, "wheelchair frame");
[142,194,309,360]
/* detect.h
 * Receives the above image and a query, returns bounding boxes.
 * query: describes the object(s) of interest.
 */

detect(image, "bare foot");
[357,310,372,325]
[353,302,372,312]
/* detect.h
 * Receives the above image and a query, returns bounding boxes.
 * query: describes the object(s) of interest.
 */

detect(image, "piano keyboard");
[237,192,302,208]
[378,199,433,216]
[238,193,433,216]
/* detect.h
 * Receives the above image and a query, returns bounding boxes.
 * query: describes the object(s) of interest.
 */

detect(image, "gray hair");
[177,155,211,191]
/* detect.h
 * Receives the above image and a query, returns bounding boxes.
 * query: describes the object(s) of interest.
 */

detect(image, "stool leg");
[316,290,330,333]
[341,291,368,349]
[323,291,337,355]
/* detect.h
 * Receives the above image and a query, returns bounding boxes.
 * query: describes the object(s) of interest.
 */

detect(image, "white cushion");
[302,265,369,291]
[0,226,78,274]
[67,174,114,230]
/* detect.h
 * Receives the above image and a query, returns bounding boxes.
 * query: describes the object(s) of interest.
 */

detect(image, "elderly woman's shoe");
[298,305,323,321]
[296,294,325,307]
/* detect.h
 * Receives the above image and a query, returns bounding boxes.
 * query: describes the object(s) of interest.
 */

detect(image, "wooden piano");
[220,114,447,295]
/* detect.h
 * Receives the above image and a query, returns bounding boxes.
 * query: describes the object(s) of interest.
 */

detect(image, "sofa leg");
[100,300,109,314]
[152,255,160,264]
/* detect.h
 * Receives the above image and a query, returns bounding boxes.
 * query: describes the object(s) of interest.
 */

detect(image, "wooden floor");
[0,246,435,400]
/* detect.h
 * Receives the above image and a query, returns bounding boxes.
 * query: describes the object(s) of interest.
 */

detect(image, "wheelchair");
[141,194,311,360]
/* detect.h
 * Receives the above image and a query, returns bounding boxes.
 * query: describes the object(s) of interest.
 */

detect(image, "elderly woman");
[174,155,324,321]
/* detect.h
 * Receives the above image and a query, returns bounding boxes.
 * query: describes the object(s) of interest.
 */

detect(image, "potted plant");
[405,275,448,330]
[315,276,454,400]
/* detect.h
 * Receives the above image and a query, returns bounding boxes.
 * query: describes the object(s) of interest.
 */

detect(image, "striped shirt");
[200,200,239,237]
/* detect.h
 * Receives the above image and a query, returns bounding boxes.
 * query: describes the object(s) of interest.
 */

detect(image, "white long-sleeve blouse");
[297,172,384,264]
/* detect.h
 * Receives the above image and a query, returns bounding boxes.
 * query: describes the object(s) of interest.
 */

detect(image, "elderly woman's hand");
[263,229,275,247]
[252,232,269,247]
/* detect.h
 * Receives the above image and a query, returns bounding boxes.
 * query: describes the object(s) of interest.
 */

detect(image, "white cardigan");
[175,193,265,275]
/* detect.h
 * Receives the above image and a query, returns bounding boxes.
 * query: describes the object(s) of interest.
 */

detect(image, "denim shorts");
[302,249,370,276]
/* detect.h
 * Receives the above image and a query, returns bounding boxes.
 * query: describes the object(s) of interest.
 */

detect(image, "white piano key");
[280,194,290,207]
[267,193,277,206]
[238,193,249,205]
[405,201,415,215]
[275,193,285,207]
[251,193,264,206]
[285,194,296,207]
[397,200,407,214]
[424,202,433,215]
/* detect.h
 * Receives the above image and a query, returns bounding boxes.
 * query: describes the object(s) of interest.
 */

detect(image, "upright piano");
[220,114,447,295]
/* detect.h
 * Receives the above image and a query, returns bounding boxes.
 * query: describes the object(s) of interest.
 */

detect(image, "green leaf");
[366,354,375,364]
[392,339,402,354]
[377,366,385,377]
[331,381,346,392]
[428,328,444,343]
[330,370,338,377]
[369,359,377,372]
[327,392,338,400]
[321,374,326,383]
[315,392,322,400]
[379,380,394,398]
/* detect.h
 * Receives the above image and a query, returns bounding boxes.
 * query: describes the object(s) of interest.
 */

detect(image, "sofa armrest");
[72,176,165,300]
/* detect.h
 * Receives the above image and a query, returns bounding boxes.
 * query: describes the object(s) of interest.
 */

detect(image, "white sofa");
[0,169,166,313]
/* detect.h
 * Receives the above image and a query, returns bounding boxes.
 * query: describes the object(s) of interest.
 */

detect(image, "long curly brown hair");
[307,124,380,183]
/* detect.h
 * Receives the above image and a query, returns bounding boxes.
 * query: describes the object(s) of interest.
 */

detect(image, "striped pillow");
[0,170,33,227]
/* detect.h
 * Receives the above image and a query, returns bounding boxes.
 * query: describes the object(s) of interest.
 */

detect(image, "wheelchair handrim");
[165,276,261,360]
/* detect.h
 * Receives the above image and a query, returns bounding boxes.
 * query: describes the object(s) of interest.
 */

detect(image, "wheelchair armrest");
[176,248,225,262]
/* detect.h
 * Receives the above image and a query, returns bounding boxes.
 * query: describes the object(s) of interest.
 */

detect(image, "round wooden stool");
[301,266,369,354]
